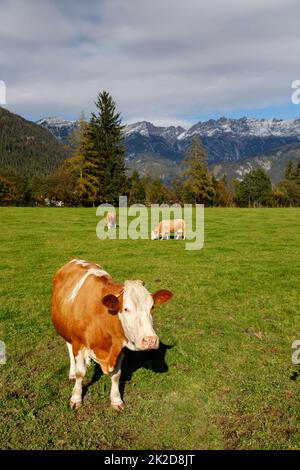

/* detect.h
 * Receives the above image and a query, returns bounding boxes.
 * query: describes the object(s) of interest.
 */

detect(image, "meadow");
[1,207,300,450]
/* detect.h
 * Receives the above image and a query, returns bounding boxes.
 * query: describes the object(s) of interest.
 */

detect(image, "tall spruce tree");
[294,159,300,181]
[285,160,293,180]
[81,91,126,205]
[181,135,215,205]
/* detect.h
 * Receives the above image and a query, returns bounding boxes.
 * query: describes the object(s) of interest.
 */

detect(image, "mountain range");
[37,115,300,182]
[0,106,300,184]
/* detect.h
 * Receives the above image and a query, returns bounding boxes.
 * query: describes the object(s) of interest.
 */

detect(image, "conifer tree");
[128,170,146,204]
[64,113,99,205]
[86,90,126,205]
[285,160,293,180]
[236,169,272,207]
[181,135,215,205]
[294,159,300,181]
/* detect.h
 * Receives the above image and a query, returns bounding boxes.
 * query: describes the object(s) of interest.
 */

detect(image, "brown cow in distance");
[51,259,173,410]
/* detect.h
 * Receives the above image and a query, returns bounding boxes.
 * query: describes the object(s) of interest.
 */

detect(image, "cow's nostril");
[141,336,159,350]
[141,337,149,347]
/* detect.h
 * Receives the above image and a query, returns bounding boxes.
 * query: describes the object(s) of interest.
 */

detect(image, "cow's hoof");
[111,402,124,411]
[70,400,81,410]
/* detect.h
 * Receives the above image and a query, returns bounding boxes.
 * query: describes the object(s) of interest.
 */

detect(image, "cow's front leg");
[70,348,87,410]
[66,342,76,380]
[109,352,124,411]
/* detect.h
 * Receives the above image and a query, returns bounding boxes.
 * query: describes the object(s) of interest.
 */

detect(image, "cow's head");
[151,230,159,240]
[102,280,173,351]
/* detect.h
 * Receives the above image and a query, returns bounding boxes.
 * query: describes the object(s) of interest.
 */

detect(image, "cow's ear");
[102,294,120,314]
[152,289,173,305]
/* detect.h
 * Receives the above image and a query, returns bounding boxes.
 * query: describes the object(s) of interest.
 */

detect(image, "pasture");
[1,207,300,449]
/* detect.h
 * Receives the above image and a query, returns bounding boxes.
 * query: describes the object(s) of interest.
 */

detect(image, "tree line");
[1,90,300,207]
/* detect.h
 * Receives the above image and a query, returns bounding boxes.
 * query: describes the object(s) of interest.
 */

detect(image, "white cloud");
[1,0,299,123]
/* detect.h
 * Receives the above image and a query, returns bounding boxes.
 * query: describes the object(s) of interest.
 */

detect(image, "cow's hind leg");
[176,230,183,240]
[70,348,87,410]
[66,342,76,381]
[109,353,124,411]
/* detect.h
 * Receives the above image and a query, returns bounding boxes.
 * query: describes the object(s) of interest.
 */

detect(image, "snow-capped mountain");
[38,115,300,161]
[123,116,300,164]
[178,116,300,163]
[179,116,300,139]
[124,121,185,162]
[36,117,80,142]
[124,116,300,143]
[37,115,300,181]
[124,121,185,141]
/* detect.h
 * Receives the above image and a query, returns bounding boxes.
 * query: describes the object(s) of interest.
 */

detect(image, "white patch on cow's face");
[119,280,158,351]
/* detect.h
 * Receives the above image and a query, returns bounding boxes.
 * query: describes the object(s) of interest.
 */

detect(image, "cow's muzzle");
[141,336,159,350]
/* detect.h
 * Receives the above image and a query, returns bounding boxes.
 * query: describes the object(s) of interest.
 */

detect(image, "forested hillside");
[0,107,70,178]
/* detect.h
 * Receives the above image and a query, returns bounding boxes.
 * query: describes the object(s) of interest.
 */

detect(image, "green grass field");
[1,207,300,450]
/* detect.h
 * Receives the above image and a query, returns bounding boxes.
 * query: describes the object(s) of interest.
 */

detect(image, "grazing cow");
[151,218,186,240]
[51,259,173,410]
[105,212,116,230]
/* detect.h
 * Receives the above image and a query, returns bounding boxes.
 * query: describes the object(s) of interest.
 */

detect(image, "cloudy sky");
[1,0,300,127]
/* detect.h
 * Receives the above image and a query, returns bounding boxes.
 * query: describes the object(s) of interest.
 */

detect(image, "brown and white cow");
[51,259,172,411]
[105,212,116,230]
[151,218,186,240]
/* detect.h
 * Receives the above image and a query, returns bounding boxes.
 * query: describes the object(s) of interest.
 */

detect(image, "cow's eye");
[124,308,129,312]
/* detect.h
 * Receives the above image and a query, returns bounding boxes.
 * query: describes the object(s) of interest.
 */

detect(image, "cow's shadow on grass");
[121,341,173,378]
[83,342,173,401]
